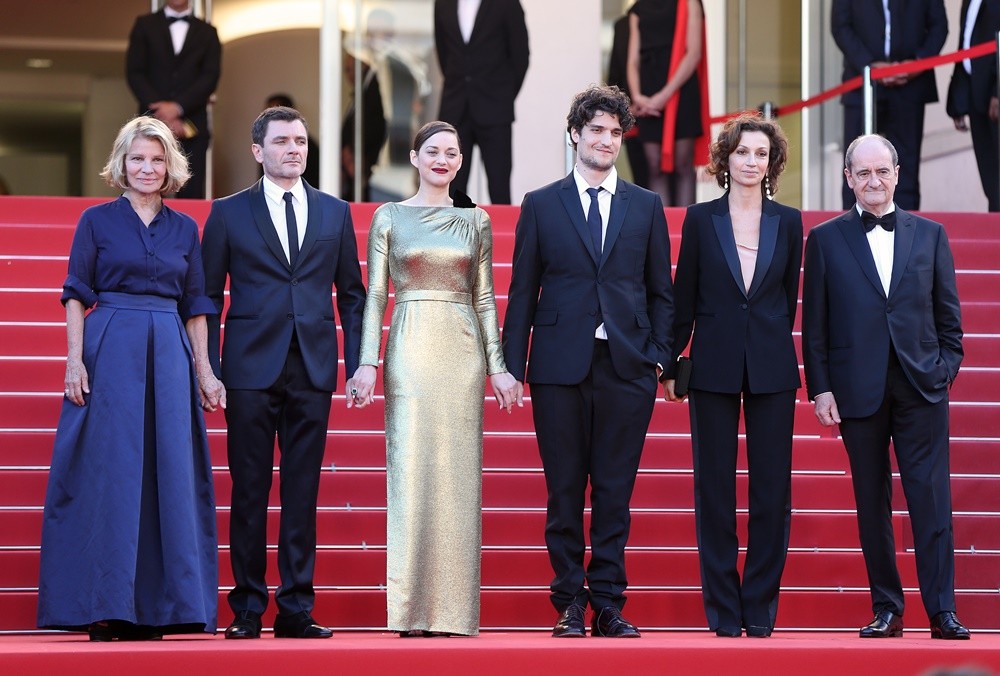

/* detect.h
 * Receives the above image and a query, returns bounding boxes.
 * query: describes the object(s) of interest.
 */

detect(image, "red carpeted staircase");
[1,196,997,634]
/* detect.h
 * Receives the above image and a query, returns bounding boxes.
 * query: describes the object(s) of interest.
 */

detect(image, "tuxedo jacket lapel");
[557,174,599,265]
[295,184,322,266]
[249,180,291,272]
[748,205,780,298]
[711,204,746,297]
[469,0,491,44]
[887,209,916,299]
[600,179,631,268]
[836,211,885,296]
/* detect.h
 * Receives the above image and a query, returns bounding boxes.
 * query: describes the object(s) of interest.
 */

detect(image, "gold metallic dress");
[359,203,507,636]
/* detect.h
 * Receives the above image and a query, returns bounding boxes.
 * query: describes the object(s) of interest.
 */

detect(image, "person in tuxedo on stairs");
[502,84,674,639]
[201,106,367,639]
[802,134,969,640]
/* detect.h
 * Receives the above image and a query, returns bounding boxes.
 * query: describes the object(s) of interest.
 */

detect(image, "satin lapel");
[887,209,915,300]
[557,175,599,265]
[156,13,177,62]
[250,180,291,272]
[836,211,884,296]
[600,179,631,268]
[295,184,322,266]
[711,205,747,297]
[443,0,462,39]
[747,206,779,298]
[468,0,490,43]
[176,19,203,60]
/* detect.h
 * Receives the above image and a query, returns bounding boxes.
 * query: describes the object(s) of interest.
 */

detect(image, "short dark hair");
[252,106,308,146]
[412,120,460,152]
[566,84,635,149]
[844,134,898,172]
[707,112,789,195]
[265,93,295,108]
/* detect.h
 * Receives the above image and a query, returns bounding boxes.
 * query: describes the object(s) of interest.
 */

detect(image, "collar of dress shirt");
[855,202,896,219]
[573,165,618,198]
[262,175,305,207]
[163,7,193,19]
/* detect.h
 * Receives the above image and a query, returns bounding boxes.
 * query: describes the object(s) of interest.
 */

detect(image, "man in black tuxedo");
[803,135,969,640]
[831,0,947,210]
[947,0,1000,211]
[202,107,366,639]
[503,85,673,639]
[434,0,529,204]
[126,0,221,199]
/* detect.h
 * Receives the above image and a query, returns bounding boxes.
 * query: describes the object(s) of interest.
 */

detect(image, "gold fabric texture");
[359,203,506,636]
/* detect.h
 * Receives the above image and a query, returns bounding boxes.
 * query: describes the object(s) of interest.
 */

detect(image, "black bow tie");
[861,210,896,232]
[167,15,190,23]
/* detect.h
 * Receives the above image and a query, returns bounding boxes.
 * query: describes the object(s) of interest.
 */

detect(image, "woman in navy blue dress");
[37,116,226,640]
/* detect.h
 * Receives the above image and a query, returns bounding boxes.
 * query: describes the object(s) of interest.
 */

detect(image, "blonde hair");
[100,116,191,194]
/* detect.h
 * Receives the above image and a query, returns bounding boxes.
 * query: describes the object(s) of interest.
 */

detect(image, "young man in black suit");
[503,85,673,638]
[947,0,1000,211]
[434,0,529,204]
[831,0,947,210]
[126,0,221,199]
[201,107,367,639]
[803,134,969,640]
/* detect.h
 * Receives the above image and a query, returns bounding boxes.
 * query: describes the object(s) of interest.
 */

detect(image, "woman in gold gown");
[350,121,520,637]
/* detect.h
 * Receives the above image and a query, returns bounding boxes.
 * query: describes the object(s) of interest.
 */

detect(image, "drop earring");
[765,176,772,200]
[723,170,729,191]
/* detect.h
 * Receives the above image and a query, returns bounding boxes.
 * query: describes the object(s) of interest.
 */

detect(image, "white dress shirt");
[858,203,895,296]
[573,166,618,339]
[163,6,192,55]
[882,0,892,58]
[963,0,985,74]
[458,0,482,43]
[262,176,307,264]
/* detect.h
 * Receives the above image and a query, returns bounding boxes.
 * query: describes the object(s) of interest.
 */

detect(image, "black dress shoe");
[715,627,741,637]
[746,625,772,638]
[859,610,903,638]
[273,612,333,639]
[930,611,971,640]
[225,610,262,639]
[88,622,113,642]
[592,607,640,638]
[552,604,586,638]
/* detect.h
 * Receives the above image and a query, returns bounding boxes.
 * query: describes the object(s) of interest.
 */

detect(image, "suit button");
[740,303,748,310]
[287,313,294,319]
[291,278,299,285]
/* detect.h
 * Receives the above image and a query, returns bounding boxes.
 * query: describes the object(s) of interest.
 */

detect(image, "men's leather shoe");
[273,612,333,639]
[859,610,903,638]
[225,610,262,639]
[930,611,971,640]
[592,606,641,638]
[715,627,741,637]
[552,603,586,638]
[746,625,772,638]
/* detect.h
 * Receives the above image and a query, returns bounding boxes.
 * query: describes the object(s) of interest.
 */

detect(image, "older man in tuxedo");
[126,0,221,199]
[802,135,968,640]
[202,106,366,639]
[831,0,947,210]
[503,85,673,639]
[434,0,529,204]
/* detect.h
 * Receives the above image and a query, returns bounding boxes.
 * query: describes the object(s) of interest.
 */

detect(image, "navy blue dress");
[37,197,219,634]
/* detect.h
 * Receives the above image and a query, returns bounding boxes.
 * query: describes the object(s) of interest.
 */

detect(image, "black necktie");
[586,187,603,256]
[861,210,896,232]
[167,15,189,23]
[283,192,299,267]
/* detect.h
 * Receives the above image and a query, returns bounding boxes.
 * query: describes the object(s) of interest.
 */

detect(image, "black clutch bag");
[673,356,692,397]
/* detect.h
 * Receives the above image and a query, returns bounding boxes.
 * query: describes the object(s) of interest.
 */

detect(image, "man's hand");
[149,100,183,122]
[990,96,999,122]
[953,116,969,132]
[813,391,841,427]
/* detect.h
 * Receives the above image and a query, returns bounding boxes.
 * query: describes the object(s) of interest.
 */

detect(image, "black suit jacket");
[802,208,963,418]
[947,0,1000,116]
[668,196,802,394]
[502,174,673,384]
[201,180,366,392]
[434,0,530,126]
[831,0,947,106]
[125,10,222,134]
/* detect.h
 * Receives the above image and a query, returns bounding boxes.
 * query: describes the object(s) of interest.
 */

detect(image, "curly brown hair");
[706,112,788,197]
[566,84,635,149]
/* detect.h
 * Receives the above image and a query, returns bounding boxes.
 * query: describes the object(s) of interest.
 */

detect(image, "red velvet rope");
[708,40,998,125]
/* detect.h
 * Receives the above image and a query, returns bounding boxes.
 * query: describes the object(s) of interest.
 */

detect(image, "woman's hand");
[632,94,661,117]
[198,370,227,412]
[663,379,686,403]
[64,356,89,407]
[490,372,523,413]
[347,365,377,409]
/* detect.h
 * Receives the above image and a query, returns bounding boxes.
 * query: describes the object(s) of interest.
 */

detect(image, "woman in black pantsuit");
[663,113,802,638]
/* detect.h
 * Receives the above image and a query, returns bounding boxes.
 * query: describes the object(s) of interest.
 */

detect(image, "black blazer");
[831,0,947,106]
[946,0,1000,116]
[434,0,530,126]
[201,181,367,392]
[125,10,222,134]
[667,196,802,394]
[802,208,963,418]
[502,174,674,384]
